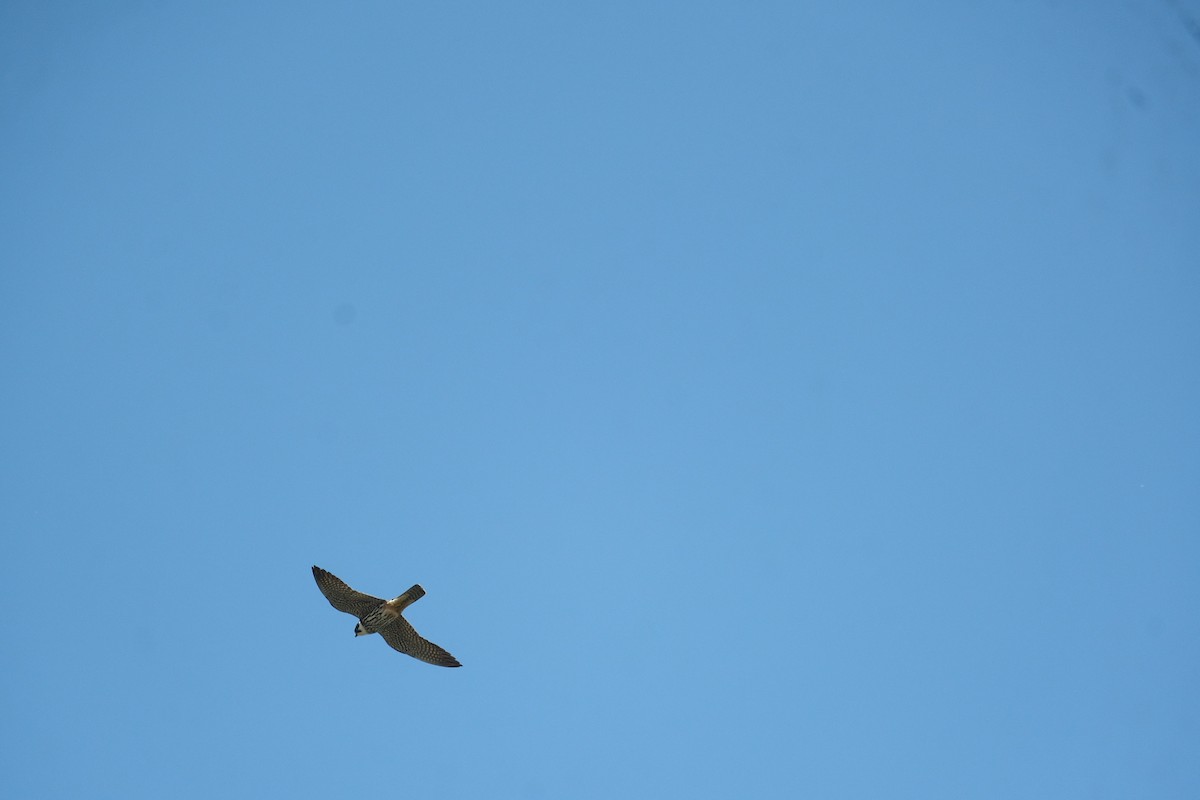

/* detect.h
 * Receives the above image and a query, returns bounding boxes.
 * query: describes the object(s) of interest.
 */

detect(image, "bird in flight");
[311,565,462,667]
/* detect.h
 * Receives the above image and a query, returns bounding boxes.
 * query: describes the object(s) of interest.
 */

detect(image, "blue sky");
[2,2,1199,797]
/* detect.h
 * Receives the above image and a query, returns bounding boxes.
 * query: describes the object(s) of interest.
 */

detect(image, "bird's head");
[354,622,368,637]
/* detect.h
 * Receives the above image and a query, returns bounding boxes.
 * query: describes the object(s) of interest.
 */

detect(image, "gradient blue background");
[3,2,1199,797]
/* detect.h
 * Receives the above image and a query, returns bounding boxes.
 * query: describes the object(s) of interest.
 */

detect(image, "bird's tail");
[391,584,426,611]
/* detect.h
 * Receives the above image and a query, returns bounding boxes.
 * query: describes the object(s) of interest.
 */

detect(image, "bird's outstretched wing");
[379,616,462,668]
[312,566,384,618]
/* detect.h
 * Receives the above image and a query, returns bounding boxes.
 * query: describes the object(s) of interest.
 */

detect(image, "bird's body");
[311,566,461,667]
[355,583,424,634]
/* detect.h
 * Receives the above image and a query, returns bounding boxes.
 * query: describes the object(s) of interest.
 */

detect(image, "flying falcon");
[311,565,462,667]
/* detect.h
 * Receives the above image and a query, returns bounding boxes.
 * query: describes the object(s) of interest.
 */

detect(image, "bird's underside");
[311,565,462,668]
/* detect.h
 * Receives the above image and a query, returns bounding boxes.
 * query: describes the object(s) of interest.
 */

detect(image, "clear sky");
[2,2,1198,797]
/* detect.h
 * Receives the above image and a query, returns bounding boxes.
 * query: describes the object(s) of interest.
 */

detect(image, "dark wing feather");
[378,616,462,667]
[311,566,384,618]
